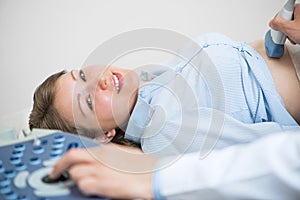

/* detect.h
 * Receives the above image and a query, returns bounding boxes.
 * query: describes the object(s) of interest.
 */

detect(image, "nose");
[98,77,108,90]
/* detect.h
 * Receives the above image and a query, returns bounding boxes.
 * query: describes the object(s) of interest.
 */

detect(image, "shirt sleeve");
[153,131,300,200]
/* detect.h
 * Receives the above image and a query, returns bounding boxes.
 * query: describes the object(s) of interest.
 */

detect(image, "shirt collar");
[125,87,155,144]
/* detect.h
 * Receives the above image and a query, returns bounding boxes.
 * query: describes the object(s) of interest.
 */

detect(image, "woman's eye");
[79,70,86,81]
[87,95,93,110]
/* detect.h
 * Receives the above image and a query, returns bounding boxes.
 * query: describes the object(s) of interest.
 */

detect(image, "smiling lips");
[112,72,122,93]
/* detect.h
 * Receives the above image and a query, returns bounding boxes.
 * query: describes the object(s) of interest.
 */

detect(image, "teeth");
[113,74,120,93]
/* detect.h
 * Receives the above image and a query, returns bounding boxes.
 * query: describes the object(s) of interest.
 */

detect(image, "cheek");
[94,92,113,115]
[96,94,110,105]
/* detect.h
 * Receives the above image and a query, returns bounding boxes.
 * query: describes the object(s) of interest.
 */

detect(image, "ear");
[93,129,116,143]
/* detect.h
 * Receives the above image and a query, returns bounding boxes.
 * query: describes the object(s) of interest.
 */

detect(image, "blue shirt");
[125,33,298,156]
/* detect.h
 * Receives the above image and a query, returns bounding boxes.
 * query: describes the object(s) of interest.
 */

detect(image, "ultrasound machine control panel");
[0,129,110,200]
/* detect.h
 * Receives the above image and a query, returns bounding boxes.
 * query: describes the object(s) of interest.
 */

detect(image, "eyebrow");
[77,93,86,117]
[71,70,77,80]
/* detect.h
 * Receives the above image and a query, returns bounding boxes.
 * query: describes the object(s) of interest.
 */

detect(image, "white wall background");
[0,0,292,129]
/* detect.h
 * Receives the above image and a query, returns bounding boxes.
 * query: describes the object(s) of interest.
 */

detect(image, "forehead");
[53,72,75,124]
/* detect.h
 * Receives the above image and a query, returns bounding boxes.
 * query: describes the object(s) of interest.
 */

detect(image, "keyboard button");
[0,177,10,187]
[0,184,11,194]
[67,142,79,150]
[16,195,28,200]
[12,150,23,158]
[34,188,70,197]
[51,148,63,155]
[29,157,41,165]
[14,171,29,189]
[14,144,25,151]
[4,170,16,178]
[50,153,61,160]
[52,141,64,148]
[10,157,21,165]
[4,190,17,200]
[54,135,65,142]
[15,163,27,171]
[43,159,58,167]
[32,146,44,154]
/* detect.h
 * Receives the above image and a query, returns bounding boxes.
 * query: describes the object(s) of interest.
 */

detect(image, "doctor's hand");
[269,4,300,45]
[49,144,157,199]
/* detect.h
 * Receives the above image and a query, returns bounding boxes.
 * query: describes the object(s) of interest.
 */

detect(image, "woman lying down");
[29,32,300,156]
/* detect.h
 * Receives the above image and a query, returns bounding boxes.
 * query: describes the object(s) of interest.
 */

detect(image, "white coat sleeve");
[153,131,300,200]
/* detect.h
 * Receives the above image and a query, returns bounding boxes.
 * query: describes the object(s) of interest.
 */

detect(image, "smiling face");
[53,65,140,140]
